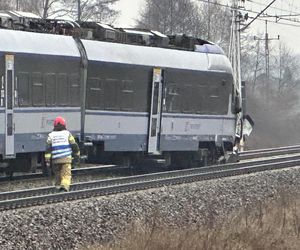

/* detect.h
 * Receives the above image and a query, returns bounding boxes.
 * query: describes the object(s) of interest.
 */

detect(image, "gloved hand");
[45,160,51,168]
[72,155,80,168]
[45,160,52,176]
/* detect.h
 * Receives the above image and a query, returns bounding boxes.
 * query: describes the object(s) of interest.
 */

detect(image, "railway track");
[0,151,300,211]
[239,145,300,160]
[0,164,126,183]
[2,145,300,183]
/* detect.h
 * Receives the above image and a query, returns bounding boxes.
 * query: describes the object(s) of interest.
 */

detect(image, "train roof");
[0,29,80,57]
[0,10,227,54]
[82,39,233,73]
[5,10,40,19]
[0,25,232,74]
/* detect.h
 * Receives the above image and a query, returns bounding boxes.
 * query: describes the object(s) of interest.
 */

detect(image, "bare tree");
[197,0,232,44]
[241,33,300,149]
[61,0,120,23]
[137,0,204,36]
[0,0,14,10]
[0,0,59,18]
[241,34,300,95]
[13,0,41,13]
[1,0,119,22]
[275,43,300,93]
[41,0,62,18]
[136,0,231,45]
[240,32,265,92]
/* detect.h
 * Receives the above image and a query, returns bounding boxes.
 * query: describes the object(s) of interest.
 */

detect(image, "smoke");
[245,80,300,149]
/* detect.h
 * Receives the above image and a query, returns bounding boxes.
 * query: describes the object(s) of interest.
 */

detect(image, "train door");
[4,54,15,158]
[148,68,163,154]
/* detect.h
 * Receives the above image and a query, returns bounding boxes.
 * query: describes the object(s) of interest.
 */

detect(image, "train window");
[69,74,80,106]
[209,85,220,113]
[7,113,13,136]
[190,83,205,114]
[17,72,30,106]
[87,77,102,109]
[151,118,157,137]
[32,72,44,106]
[182,84,195,113]
[195,85,206,114]
[120,80,134,111]
[166,84,181,113]
[45,73,56,106]
[57,74,69,106]
[6,70,13,109]
[133,74,150,112]
[207,82,226,114]
[104,78,119,110]
[165,72,231,115]
[152,82,159,115]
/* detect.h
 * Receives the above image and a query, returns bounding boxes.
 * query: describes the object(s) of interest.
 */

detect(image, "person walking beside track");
[44,116,80,192]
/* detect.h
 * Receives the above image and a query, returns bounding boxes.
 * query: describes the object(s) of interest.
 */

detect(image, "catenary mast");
[229,0,243,151]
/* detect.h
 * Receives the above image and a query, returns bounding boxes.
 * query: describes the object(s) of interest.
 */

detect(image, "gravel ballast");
[0,167,300,249]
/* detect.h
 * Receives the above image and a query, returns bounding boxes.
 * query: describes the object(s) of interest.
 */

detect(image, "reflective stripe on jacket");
[52,144,72,159]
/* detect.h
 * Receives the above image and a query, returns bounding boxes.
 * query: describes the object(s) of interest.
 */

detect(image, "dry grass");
[86,195,300,250]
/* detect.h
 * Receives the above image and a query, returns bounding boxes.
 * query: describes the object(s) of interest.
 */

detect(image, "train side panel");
[160,68,235,151]
[0,30,82,160]
[84,62,151,151]
[82,39,236,153]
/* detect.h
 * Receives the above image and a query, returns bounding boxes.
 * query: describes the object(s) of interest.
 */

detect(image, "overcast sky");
[114,0,144,27]
[114,0,300,54]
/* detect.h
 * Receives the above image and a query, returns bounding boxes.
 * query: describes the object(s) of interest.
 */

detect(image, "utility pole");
[254,21,279,80]
[229,0,243,150]
[229,0,242,109]
[16,0,19,11]
[254,21,279,102]
[265,20,269,80]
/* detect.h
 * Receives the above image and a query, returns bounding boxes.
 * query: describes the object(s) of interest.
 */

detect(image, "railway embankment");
[0,166,300,249]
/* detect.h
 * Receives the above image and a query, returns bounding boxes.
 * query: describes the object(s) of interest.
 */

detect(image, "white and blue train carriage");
[0,29,82,172]
[82,39,237,166]
[0,27,239,172]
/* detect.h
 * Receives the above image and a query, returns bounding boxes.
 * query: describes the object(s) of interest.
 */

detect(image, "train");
[0,18,248,174]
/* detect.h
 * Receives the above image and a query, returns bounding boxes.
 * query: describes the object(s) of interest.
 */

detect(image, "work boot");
[59,186,69,192]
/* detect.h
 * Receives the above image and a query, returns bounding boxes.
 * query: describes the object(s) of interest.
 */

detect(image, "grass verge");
[86,194,300,250]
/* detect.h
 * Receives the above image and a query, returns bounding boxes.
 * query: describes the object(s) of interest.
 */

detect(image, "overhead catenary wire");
[248,15,300,28]
[246,0,300,15]
[241,0,277,31]
[196,0,300,28]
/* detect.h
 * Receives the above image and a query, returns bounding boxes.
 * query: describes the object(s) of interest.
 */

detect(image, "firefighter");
[44,116,80,191]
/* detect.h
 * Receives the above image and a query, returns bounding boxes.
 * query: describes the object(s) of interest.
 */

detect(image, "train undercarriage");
[0,139,238,177]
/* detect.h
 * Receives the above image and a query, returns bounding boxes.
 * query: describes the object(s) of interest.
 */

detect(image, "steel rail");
[0,155,300,211]
[0,164,121,182]
[0,172,44,182]
[239,145,300,160]
[1,145,300,183]
[240,145,300,154]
